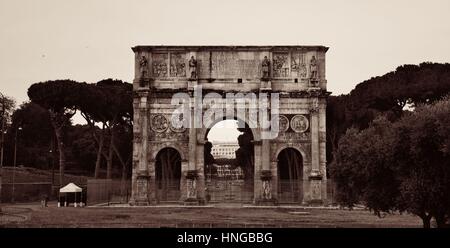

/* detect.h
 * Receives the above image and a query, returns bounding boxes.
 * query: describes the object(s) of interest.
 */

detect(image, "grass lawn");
[1,202,422,228]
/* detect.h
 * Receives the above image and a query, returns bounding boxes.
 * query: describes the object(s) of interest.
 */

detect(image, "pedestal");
[255,170,277,205]
[130,170,153,206]
[260,79,272,91]
[308,173,323,205]
[184,170,202,205]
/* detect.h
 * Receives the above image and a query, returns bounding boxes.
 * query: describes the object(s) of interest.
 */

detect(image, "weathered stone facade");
[130,46,329,205]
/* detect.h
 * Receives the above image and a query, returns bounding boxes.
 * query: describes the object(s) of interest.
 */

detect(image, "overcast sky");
[1,0,449,139]
[1,0,449,103]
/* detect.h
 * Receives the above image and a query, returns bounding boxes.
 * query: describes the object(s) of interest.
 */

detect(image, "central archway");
[204,119,255,203]
[155,147,182,202]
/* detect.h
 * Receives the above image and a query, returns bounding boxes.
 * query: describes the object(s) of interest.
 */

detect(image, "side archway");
[155,147,182,202]
[277,147,304,203]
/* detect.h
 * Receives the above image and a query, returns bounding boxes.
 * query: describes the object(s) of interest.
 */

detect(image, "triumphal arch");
[130,46,329,205]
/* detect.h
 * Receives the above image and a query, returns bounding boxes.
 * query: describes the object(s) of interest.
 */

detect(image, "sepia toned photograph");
[1,0,450,245]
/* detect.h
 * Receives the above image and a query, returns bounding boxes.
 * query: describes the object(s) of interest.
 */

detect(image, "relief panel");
[170,53,186,77]
[152,53,168,78]
[272,53,289,77]
[291,53,307,79]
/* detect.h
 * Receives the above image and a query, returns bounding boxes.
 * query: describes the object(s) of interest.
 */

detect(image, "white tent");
[58,183,84,207]
[60,183,82,193]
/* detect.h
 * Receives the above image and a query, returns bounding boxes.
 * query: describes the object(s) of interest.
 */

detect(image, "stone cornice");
[146,88,331,97]
[132,45,329,53]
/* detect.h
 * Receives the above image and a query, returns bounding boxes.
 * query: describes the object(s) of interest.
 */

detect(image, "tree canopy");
[27,79,133,183]
[327,62,450,165]
[331,96,450,228]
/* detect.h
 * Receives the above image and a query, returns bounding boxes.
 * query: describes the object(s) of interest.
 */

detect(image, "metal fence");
[277,180,303,203]
[1,182,53,203]
[84,178,336,205]
[156,179,181,202]
[86,179,131,205]
[327,179,337,205]
[205,179,253,203]
[277,179,337,204]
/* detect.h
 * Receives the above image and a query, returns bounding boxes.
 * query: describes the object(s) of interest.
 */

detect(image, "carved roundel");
[290,115,309,133]
[150,114,169,133]
[169,113,187,133]
[278,115,289,132]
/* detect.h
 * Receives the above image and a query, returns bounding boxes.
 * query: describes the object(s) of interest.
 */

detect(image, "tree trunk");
[54,126,65,187]
[48,110,75,187]
[421,214,432,228]
[120,161,127,198]
[80,113,107,179]
[106,128,115,179]
[94,125,105,178]
[49,112,67,188]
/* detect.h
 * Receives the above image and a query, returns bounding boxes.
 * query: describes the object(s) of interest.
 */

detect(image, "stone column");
[257,137,276,205]
[195,138,205,204]
[319,100,328,204]
[309,97,322,204]
[261,139,270,171]
[253,140,262,204]
[188,108,197,171]
[184,98,199,204]
[270,161,278,202]
[310,110,319,174]
[180,160,188,200]
[130,90,153,205]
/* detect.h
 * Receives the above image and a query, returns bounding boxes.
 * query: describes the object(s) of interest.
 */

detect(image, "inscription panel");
[210,51,261,79]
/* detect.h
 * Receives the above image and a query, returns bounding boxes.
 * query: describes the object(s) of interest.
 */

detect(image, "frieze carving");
[277,131,310,141]
[290,115,309,133]
[170,53,186,77]
[278,115,289,132]
[291,53,307,79]
[149,127,188,140]
[150,114,169,133]
[272,53,289,77]
[279,90,330,98]
[152,53,168,77]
